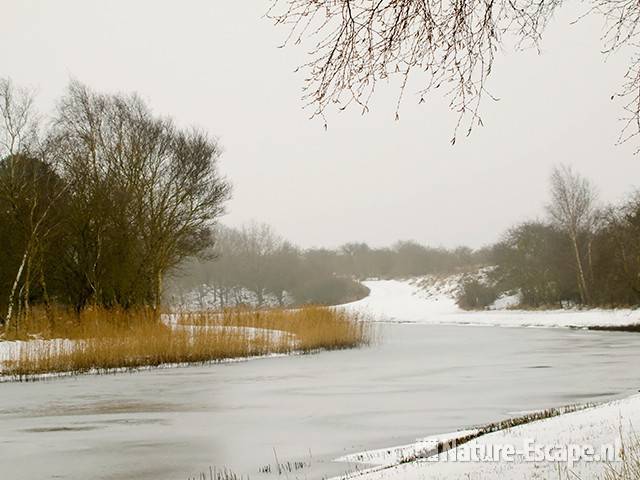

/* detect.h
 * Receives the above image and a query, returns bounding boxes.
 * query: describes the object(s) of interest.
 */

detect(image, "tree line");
[460,165,640,309]
[175,164,640,312]
[170,223,487,308]
[0,79,230,328]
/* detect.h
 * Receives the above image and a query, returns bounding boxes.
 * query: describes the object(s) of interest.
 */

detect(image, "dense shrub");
[457,279,499,310]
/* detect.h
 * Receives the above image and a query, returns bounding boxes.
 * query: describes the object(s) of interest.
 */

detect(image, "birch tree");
[0,79,64,327]
[547,165,598,305]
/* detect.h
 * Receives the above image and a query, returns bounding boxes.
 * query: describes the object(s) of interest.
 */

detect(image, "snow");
[488,292,522,310]
[344,278,640,328]
[333,394,640,480]
[336,429,480,467]
[0,338,76,365]
[169,284,295,310]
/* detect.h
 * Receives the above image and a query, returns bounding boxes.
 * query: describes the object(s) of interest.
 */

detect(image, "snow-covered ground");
[336,429,480,468]
[169,284,295,310]
[334,394,640,480]
[344,278,640,328]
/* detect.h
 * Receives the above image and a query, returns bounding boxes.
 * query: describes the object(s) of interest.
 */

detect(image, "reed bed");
[0,305,374,379]
[179,306,374,351]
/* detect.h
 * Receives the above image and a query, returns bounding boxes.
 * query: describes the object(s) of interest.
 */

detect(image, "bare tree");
[547,164,598,304]
[235,222,283,306]
[0,79,38,157]
[269,0,640,146]
[0,79,64,327]
[50,81,231,310]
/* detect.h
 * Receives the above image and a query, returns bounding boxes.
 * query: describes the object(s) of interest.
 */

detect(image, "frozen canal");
[1,323,640,480]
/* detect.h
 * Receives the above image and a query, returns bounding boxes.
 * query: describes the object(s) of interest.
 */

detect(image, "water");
[1,324,639,480]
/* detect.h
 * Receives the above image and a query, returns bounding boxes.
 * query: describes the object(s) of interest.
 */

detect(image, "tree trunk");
[587,236,595,287]
[40,267,54,327]
[277,290,285,307]
[23,255,32,317]
[5,249,28,326]
[154,269,163,314]
[571,234,590,305]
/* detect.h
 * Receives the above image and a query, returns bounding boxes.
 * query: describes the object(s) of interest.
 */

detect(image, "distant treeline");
[459,166,640,310]
[177,165,640,312]
[170,223,487,308]
[0,79,230,326]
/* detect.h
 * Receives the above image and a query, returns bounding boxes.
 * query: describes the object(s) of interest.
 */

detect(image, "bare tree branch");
[269,0,640,148]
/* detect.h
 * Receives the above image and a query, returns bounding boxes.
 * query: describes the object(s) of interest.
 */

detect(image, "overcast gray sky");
[3,1,640,249]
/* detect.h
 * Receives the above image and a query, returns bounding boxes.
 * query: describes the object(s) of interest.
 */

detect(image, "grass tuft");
[601,429,640,480]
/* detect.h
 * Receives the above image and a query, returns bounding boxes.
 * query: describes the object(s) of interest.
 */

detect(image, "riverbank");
[344,278,640,329]
[335,392,640,480]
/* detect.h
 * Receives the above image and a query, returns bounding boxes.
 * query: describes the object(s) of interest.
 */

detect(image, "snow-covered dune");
[343,279,458,320]
[344,278,640,328]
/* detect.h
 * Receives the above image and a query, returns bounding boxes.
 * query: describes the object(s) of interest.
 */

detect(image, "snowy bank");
[344,279,640,329]
[334,394,640,480]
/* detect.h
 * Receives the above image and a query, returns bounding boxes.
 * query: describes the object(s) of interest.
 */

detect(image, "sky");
[2,1,640,249]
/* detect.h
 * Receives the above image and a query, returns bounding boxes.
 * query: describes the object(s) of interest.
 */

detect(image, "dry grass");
[178,306,374,351]
[600,430,640,480]
[1,305,162,341]
[0,305,374,379]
